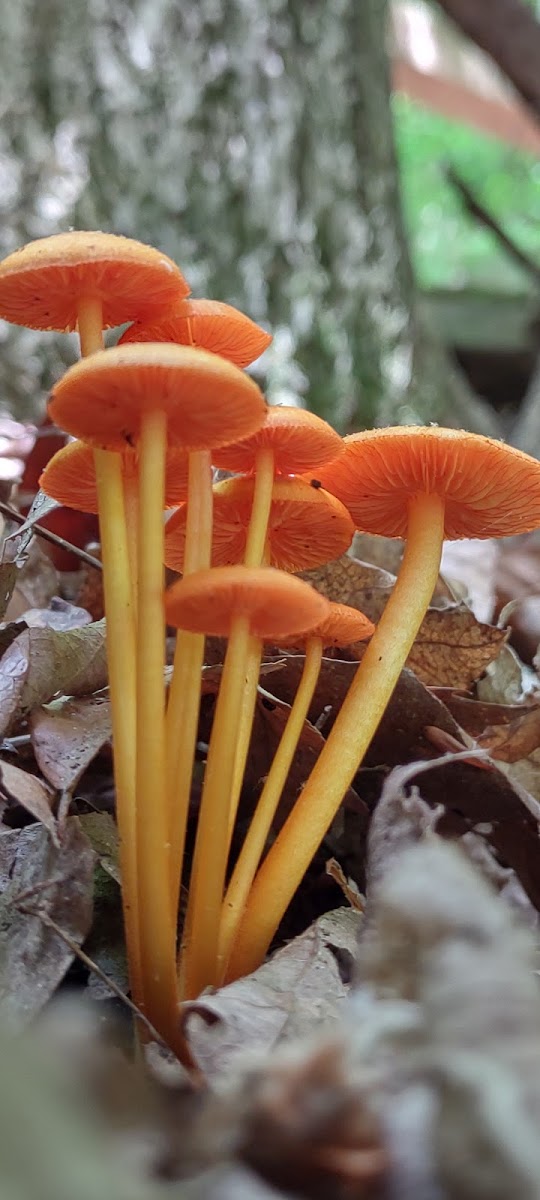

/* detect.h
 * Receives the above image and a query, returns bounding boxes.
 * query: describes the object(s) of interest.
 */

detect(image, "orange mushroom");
[0,232,189,1023]
[0,231,189,339]
[49,344,265,1045]
[119,297,271,368]
[231,426,540,977]
[40,439,190,600]
[166,474,355,850]
[212,406,344,567]
[165,565,330,998]
[164,475,355,573]
[219,602,374,982]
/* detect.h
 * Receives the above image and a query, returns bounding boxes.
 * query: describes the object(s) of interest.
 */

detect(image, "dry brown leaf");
[404,606,507,688]
[30,694,111,790]
[182,908,361,1078]
[301,555,507,688]
[79,811,120,884]
[0,759,57,844]
[0,818,94,1026]
[476,706,540,763]
[0,619,107,735]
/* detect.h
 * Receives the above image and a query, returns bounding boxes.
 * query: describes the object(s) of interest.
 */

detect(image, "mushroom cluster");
[4,231,540,1064]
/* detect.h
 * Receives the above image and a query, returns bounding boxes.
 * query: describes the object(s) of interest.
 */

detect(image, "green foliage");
[394,95,540,293]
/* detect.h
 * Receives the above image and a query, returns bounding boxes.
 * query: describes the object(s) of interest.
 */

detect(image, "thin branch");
[445,164,540,287]
[0,500,102,571]
[436,0,540,124]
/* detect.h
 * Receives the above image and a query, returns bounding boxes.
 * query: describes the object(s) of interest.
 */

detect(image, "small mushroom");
[212,406,344,566]
[49,343,266,1046]
[232,426,540,975]
[165,565,330,998]
[119,297,272,368]
[40,439,191,602]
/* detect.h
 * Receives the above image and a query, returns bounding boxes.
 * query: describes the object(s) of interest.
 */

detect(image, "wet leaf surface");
[0,818,94,1026]
[30,694,111,790]
[0,619,107,735]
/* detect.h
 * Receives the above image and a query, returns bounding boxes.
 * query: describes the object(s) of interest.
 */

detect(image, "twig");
[445,164,540,287]
[18,902,165,1044]
[0,499,102,571]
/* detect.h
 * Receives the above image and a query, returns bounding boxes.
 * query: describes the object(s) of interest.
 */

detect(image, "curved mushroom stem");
[166,449,213,921]
[182,615,252,999]
[218,635,323,981]
[227,492,445,980]
[136,407,179,1043]
[77,295,142,1007]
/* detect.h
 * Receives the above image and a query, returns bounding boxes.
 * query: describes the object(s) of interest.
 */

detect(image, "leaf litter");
[2,529,540,1194]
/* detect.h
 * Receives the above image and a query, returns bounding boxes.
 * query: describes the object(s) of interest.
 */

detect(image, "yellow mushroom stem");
[135,407,180,1044]
[218,635,323,981]
[244,445,275,567]
[76,295,142,1007]
[123,469,139,620]
[181,615,252,999]
[226,492,445,980]
[166,449,213,924]
[225,634,263,853]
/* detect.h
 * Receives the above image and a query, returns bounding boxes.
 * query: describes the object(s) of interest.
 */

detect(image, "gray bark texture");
[0,0,495,433]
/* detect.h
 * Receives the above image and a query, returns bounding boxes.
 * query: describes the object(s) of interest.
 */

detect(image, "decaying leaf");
[23,597,92,631]
[3,538,58,620]
[404,606,507,689]
[0,758,57,844]
[301,555,507,688]
[440,537,498,623]
[30,693,111,790]
[0,818,94,1026]
[182,908,361,1078]
[79,812,120,884]
[0,619,107,735]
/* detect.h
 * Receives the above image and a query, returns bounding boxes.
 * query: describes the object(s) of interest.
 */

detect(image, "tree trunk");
[0,0,498,434]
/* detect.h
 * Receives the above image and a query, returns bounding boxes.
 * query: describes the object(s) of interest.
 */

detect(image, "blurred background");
[0,0,540,446]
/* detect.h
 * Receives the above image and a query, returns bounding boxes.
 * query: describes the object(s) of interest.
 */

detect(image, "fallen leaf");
[22,597,92,631]
[300,557,507,688]
[0,759,57,844]
[0,818,94,1026]
[477,643,531,705]
[79,811,120,883]
[182,908,362,1078]
[476,706,540,762]
[404,606,507,689]
[0,619,107,735]
[3,539,58,620]
[30,694,112,790]
[440,538,497,623]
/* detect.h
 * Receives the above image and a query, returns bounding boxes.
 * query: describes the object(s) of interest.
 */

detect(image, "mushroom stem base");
[227,492,445,980]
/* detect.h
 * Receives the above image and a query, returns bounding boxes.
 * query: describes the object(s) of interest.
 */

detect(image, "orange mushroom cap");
[119,298,272,368]
[275,601,375,649]
[40,438,191,514]
[165,565,330,640]
[0,231,189,332]
[212,406,343,476]
[48,343,266,452]
[164,475,355,573]
[316,426,540,540]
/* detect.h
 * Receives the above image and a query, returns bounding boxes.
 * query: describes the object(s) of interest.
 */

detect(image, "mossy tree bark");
[0,0,496,433]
